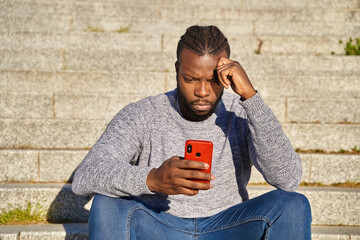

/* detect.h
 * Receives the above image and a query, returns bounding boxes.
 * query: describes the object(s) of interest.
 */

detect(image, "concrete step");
[0,118,359,151]
[169,35,349,56]
[0,224,359,240]
[0,49,175,72]
[0,119,107,150]
[16,0,359,9]
[250,153,360,185]
[263,55,360,77]
[0,15,73,33]
[0,184,90,223]
[282,123,360,151]
[0,32,163,52]
[1,149,358,185]
[0,31,351,56]
[0,224,88,240]
[2,0,360,22]
[0,150,87,183]
[2,49,360,76]
[312,226,360,240]
[0,92,145,120]
[70,18,360,38]
[1,91,359,124]
[250,75,360,99]
[139,0,360,9]
[0,184,359,226]
[0,70,169,96]
[2,15,360,38]
[1,71,359,99]
[2,0,360,19]
[286,98,360,124]
[263,96,359,124]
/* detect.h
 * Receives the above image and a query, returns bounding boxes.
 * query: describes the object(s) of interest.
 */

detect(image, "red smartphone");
[184,140,213,183]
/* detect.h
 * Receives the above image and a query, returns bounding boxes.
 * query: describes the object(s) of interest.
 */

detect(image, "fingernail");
[204,163,209,169]
[211,175,215,180]
[210,184,213,188]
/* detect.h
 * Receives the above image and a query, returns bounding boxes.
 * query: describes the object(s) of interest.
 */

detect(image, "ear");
[175,61,179,81]
[175,61,179,73]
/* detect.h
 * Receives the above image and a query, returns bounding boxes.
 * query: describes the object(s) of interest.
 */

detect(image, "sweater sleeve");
[72,102,154,197]
[239,92,302,191]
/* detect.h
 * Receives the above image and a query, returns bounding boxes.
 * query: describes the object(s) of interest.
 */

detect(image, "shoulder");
[112,90,174,122]
[104,91,174,138]
[127,90,173,112]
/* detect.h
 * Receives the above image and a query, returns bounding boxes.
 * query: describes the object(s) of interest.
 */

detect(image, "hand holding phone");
[146,156,213,196]
[146,140,214,196]
[185,140,213,183]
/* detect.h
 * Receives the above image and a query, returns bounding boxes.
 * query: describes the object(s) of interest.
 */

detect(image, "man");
[72,25,312,239]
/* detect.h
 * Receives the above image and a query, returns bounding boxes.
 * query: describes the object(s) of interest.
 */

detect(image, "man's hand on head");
[216,58,256,100]
[146,156,215,196]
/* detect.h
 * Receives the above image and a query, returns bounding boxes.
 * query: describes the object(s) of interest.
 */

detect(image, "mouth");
[192,102,212,112]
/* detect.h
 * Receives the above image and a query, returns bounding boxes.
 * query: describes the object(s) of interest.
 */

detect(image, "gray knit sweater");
[72,89,302,218]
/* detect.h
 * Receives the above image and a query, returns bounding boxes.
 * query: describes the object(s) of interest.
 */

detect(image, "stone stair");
[0,184,359,239]
[1,224,360,240]
[1,0,359,238]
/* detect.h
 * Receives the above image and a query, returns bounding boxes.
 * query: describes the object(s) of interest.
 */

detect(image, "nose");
[194,80,211,98]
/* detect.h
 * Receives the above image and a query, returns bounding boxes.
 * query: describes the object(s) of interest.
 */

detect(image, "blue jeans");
[89,190,312,240]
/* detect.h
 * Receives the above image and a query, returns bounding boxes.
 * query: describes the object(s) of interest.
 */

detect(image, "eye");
[211,77,220,85]
[184,77,197,83]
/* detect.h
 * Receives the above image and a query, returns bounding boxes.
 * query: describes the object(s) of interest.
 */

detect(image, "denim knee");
[283,191,311,213]
[270,190,312,222]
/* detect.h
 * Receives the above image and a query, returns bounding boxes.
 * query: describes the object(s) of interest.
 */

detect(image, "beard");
[177,81,223,122]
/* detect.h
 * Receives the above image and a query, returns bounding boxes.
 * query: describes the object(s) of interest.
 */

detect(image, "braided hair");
[176,25,230,61]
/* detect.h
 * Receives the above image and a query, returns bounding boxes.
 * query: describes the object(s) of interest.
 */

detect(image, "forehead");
[179,48,228,76]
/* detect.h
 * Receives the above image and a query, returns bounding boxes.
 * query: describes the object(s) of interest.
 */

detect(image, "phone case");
[184,140,213,183]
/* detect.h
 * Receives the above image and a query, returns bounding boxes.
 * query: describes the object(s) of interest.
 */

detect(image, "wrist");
[240,88,256,100]
[146,168,157,192]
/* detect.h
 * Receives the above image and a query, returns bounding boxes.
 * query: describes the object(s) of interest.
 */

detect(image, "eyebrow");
[182,73,200,80]
[182,73,215,81]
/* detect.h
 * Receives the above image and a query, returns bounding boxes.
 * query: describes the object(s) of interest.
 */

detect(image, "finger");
[217,63,238,87]
[219,68,232,89]
[165,183,199,196]
[219,63,244,88]
[216,66,231,88]
[180,187,199,196]
[169,156,181,161]
[217,57,233,67]
[216,57,235,87]
[178,159,210,170]
[216,68,227,88]
[182,170,212,181]
[217,62,239,74]
[180,178,213,191]
[216,68,225,88]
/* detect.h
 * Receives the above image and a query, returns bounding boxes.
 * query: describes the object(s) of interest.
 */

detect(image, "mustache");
[190,99,213,105]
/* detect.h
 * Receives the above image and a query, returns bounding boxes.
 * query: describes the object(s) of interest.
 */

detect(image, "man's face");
[176,48,227,121]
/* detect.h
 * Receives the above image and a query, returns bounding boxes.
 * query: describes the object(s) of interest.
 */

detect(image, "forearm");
[72,102,153,197]
[72,145,153,197]
[240,92,302,191]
